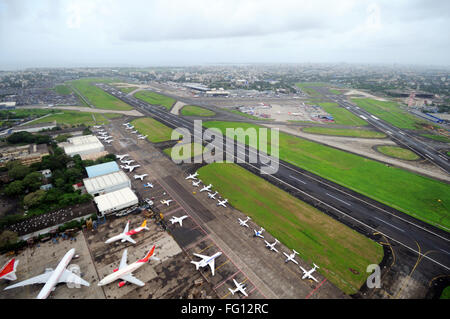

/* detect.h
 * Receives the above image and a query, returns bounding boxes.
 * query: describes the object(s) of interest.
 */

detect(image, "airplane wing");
[299,266,307,273]
[239,286,248,297]
[308,274,319,283]
[292,259,299,265]
[122,236,136,245]
[120,273,145,287]
[193,253,209,260]
[272,247,279,253]
[58,269,90,287]
[119,249,128,270]
[4,271,53,290]
[123,221,130,234]
[208,259,216,277]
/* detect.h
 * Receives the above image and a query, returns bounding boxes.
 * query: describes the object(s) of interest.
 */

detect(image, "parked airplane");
[99,135,113,140]
[98,132,108,136]
[264,239,279,253]
[4,248,89,299]
[121,159,135,165]
[228,279,248,297]
[143,183,154,188]
[116,154,129,161]
[137,135,148,140]
[199,184,212,192]
[207,191,218,199]
[123,123,130,126]
[122,164,140,172]
[191,252,222,276]
[98,246,158,287]
[105,220,149,244]
[238,216,251,227]
[0,258,19,281]
[160,199,173,206]
[299,263,320,282]
[104,139,113,144]
[253,227,265,238]
[93,125,102,129]
[283,249,299,265]
[185,172,199,180]
[169,215,188,227]
[134,174,148,181]
[131,130,138,134]
[125,125,134,130]
[217,199,228,208]
[192,180,202,187]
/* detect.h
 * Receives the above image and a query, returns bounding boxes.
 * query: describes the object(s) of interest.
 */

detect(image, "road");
[95,83,450,288]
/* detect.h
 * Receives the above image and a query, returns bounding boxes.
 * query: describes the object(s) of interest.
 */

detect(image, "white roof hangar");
[94,187,138,215]
[83,171,131,196]
[62,134,104,157]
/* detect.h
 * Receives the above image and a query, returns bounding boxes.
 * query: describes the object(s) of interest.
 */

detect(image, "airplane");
[122,164,140,172]
[228,279,248,297]
[134,174,148,181]
[264,239,279,253]
[131,130,139,134]
[283,249,299,265]
[98,132,108,136]
[125,125,134,130]
[199,184,212,192]
[123,123,130,126]
[169,215,188,227]
[185,172,199,180]
[143,182,154,188]
[299,263,320,283]
[121,160,135,165]
[4,248,90,299]
[191,252,222,276]
[217,199,228,208]
[93,125,102,129]
[137,135,148,140]
[104,139,113,144]
[105,220,149,244]
[98,135,113,140]
[207,191,218,199]
[192,180,202,187]
[98,246,159,288]
[0,258,19,281]
[116,154,129,161]
[160,199,173,206]
[238,216,251,227]
[253,227,265,238]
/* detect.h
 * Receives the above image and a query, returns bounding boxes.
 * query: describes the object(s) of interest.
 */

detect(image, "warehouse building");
[94,187,138,216]
[60,134,104,157]
[83,171,131,196]
[85,161,119,178]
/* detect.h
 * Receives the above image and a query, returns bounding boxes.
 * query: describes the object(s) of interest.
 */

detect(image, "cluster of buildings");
[0,143,49,168]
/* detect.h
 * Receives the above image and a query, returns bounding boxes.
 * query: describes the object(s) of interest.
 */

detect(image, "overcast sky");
[0,0,449,69]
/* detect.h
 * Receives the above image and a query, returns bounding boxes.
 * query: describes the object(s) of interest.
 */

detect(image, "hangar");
[94,187,138,216]
[83,170,131,196]
[61,135,104,157]
[85,161,119,178]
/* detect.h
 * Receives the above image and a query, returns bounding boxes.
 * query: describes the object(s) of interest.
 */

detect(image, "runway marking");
[439,249,449,255]
[305,278,327,299]
[289,175,307,184]
[194,243,215,254]
[374,217,405,233]
[325,193,351,206]
[205,260,230,280]
[425,154,434,160]
[183,235,210,251]
[214,270,241,290]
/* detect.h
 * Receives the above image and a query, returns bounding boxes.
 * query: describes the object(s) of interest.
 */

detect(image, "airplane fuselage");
[98,262,143,286]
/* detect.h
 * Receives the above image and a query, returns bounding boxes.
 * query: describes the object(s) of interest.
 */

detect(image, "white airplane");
[299,263,320,283]
[253,227,265,238]
[105,220,149,244]
[143,182,153,188]
[134,174,148,181]
[93,125,102,129]
[123,123,130,126]
[199,184,212,192]
[121,159,135,165]
[160,199,173,206]
[264,239,279,253]
[104,139,113,144]
[191,252,222,276]
[192,180,202,187]
[131,130,139,134]
[99,135,113,140]
[283,249,299,265]
[185,172,199,180]
[4,248,90,299]
[238,216,251,227]
[228,278,248,297]
[116,154,129,161]
[98,246,158,288]
[122,164,140,172]
[207,191,218,199]
[217,199,228,208]
[98,132,108,136]
[169,215,189,227]
[137,135,147,140]
[0,258,19,281]
[125,125,134,130]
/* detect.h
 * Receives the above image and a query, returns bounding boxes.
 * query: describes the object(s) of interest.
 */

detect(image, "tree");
[8,164,30,180]
[4,180,24,197]
[0,230,18,247]
[23,189,46,208]
[23,172,43,192]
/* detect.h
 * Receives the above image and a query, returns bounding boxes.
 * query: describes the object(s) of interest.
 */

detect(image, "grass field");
[351,98,428,130]
[180,105,216,117]
[295,82,329,97]
[0,108,56,118]
[441,286,450,299]
[302,127,386,138]
[318,102,369,126]
[203,121,450,231]
[116,86,139,94]
[131,117,174,143]
[329,89,342,95]
[54,85,72,95]
[421,134,450,143]
[30,110,122,126]
[376,145,420,161]
[70,78,133,111]
[198,163,383,294]
[163,142,205,161]
[134,91,176,110]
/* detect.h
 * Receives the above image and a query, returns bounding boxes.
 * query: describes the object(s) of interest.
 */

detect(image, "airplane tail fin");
[313,263,319,269]
[228,288,235,295]
[0,258,18,281]
[140,220,148,230]
[293,249,299,255]
[139,245,156,263]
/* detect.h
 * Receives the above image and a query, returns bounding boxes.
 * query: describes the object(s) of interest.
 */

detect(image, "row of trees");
[6,131,51,145]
